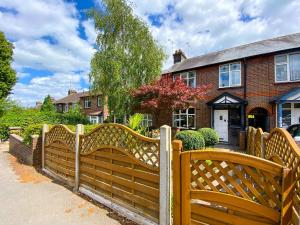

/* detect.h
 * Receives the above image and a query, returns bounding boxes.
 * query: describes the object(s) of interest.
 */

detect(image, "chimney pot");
[173,49,187,64]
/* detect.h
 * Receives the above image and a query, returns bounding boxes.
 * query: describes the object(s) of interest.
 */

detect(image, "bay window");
[219,62,241,88]
[173,108,196,129]
[275,53,300,82]
[173,71,196,87]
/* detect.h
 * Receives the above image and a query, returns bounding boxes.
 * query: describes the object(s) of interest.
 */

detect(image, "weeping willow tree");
[89,0,165,119]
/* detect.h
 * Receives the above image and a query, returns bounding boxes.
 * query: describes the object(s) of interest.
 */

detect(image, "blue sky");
[0,0,300,106]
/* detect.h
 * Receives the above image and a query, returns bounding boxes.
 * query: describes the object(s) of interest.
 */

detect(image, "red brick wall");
[155,51,300,130]
[79,95,108,119]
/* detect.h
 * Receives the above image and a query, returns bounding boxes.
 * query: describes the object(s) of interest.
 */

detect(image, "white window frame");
[275,53,300,83]
[89,116,98,124]
[97,96,101,107]
[141,114,153,127]
[173,71,196,88]
[64,104,68,112]
[219,62,241,88]
[84,97,91,108]
[172,108,196,129]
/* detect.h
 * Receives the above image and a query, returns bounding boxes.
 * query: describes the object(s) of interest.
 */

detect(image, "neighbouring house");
[54,90,109,124]
[151,33,300,145]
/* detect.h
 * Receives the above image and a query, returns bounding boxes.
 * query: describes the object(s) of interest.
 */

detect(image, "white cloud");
[12,72,82,107]
[82,19,97,44]
[129,0,300,68]
[0,0,96,106]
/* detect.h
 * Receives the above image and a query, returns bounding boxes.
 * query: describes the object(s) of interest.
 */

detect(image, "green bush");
[198,128,219,147]
[22,124,43,145]
[175,130,205,151]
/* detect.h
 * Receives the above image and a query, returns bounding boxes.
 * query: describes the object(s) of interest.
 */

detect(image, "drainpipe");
[243,58,247,129]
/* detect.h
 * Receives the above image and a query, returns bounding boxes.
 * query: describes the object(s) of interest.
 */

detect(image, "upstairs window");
[173,71,196,87]
[97,96,102,107]
[219,62,241,88]
[173,108,196,129]
[275,53,300,82]
[84,97,91,108]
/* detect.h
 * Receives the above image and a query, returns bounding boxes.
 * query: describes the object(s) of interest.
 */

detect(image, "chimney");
[173,49,187,64]
[68,89,77,95]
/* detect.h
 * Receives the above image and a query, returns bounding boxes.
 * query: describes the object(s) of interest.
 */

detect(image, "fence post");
[42,124,49,170]
[172,140,182,225]
[74,124,84,192]
[160,125,171,225]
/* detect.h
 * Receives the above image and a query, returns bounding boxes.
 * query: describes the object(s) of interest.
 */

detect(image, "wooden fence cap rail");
[187,150,284,174]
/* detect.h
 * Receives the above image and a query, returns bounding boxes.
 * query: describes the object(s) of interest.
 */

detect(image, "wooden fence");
[247,126,300,224]
[42,123,172,225]
[173,140,293,225]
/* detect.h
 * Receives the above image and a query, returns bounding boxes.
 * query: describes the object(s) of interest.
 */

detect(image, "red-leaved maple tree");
[132,76,211,115]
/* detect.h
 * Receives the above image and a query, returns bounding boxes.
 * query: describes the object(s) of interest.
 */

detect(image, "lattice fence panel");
[264,128,300,224]
[186,151,288,225]
[80,124,159,167]
[44,125,76,185]
[45,125,76,152]
[254,128,264,157]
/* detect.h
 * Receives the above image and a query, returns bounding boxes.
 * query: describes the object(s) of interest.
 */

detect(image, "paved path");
[0,143,121,225]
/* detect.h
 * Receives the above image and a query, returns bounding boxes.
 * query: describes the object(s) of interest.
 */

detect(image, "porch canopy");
[207,92,248,106]
[271,87,300,127]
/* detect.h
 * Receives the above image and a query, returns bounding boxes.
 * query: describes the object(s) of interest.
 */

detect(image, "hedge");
[175,130,205,151]
[198,128,219,147]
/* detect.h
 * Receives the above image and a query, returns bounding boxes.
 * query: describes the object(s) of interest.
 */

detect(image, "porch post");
[159,125,171,225]
[278,103,283,128]
[74,124,84,192]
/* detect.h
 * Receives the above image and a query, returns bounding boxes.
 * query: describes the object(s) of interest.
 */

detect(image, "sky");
[0,0,300,106]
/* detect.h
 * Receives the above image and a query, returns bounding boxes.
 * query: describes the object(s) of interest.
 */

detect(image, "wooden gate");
[79,124,160,223]
[173,141,293,225]
[44,125,76,186]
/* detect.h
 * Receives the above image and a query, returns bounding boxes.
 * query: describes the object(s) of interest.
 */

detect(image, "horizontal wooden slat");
[80,165,159,198]
[80,174,158,212]
[45,159,75,177]
[45,153,75,169]
[191,204,275,225]
[45,147,75,159]
[191,190,279,223]
[80,156,159,183]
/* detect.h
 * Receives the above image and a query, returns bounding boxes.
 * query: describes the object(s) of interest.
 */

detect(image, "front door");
[214,110,228,142]
[293,108,300,124]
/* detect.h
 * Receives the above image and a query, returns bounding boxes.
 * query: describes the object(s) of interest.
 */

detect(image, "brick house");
[154,33,300,145]
[55,90,108,124]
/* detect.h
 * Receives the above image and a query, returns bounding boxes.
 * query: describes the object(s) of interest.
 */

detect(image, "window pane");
[276,55,287,64]
[283,103,291,109]
[220,65,229,73]
[276,64,288,81]
[231,70,241,86]
[290,54,300,81]
[230,63,240,70]
[188,72,195,78]
[294,103,300,108]
[181,73,187,79]
[188,115,195,127]
[220,72,229,87]
[282,109,291,127]
[180,115,187,128]
[188,108,195,114]
[188,78,196,87]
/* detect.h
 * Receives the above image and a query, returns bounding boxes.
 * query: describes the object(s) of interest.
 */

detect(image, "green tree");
[40,95,56,112]
[0,31,17,99]
[89,0,165,119]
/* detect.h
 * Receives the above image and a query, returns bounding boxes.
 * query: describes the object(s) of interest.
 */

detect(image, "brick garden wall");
[9,134,42,167]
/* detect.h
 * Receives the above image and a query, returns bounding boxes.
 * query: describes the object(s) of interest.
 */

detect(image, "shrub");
[198,128,219,147]
[127,113,145,134]
[22,124,43,145]
[175,130,205,151]
[84,124,99,133]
